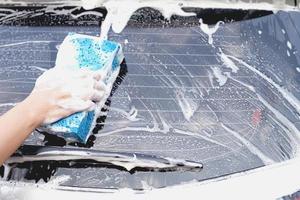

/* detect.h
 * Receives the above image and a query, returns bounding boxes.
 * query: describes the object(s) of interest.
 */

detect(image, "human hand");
[24,67,106,125]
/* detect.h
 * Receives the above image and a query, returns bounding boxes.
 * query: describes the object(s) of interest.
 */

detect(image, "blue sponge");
[43,33,124,143]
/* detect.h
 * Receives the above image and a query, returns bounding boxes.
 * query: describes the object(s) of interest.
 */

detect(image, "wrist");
[20,94,47,128]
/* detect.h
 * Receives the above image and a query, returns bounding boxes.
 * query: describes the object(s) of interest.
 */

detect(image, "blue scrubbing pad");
[42,33,124,143]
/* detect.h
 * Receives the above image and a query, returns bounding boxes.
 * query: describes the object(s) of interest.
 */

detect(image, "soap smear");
[212,67,227,86]
[199,19,223,45]
[81,0,296,39]
[218,49,239,73]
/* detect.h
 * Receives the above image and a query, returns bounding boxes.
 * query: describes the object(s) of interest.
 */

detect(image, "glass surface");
[0,7,299,190]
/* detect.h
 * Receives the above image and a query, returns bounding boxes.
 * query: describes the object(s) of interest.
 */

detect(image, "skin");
[0,68,105,165]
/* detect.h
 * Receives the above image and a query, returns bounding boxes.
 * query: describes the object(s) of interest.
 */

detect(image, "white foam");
[221,123,275,165]
[199,19,223,45]
[2,157,300,200]
[0,41,51,48]
[109,106,140,122]
[218,49,239,73]
[29,66,47,72]
[226,55,300,115]
[287,41,292,49]
[96,0,195,39]
[211,67,227,86]
[0,103,17,108]
[6,150,202,172]
[80,0,298,39]
[227,73,300,157]
[176,90,198,121]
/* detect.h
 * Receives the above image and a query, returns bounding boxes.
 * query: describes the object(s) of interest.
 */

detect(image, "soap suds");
[199,19,223,45]
[0,41,51,48]
[79,0,298,41]
[228,73,300,157]
[6,150,202,172]
[81,0,291,40]
[3,157,300,200]
[211,67,227,86]
[218,49,239,73]
[94,0,196,39]
[110,106,140,122]
[221,123,275,165]
[71,11,103,19]
[226,55,300,115]
[287,41,292,49]
[29,66,48,72]
[175,90,198,121]
[0,103,17,108]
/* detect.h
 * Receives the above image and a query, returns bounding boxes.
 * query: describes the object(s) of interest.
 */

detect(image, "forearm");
[0,67,103,165]
[0,97,42,165]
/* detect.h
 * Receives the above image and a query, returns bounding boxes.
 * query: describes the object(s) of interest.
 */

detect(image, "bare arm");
[0,96,44,164]
[0,67,105,165]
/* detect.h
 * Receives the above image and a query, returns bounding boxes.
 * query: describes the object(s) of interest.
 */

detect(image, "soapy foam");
[109,106,140,122]
[96,0,195,39]
[199,19,223,45]
[6,150,202,172]
[0,0,297,195]
[0,103,17,108]
[218,49,239,73]
[29,66,48,72]
[2,157,300,200]
[227,73,300,157]
[211,67,227,86]
[221,123,275,165]
[0,41,51,48]
[80,0,298,39]
[226,54,300,115]
[146,53,199,122]
[175,90,198,121]
[287,41,292,49]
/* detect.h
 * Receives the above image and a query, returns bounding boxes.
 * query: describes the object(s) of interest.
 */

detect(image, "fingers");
[43,99,96,124]
[79,88,105,102]
[91,90,105,102]
[87,102,97,111]
[59,98,96,112]
[94,81,107,91]
[76,100,95,112]
[72,68,102,81]
[67,78,106,100]
[35,67,109,124]
[93,71,102,81]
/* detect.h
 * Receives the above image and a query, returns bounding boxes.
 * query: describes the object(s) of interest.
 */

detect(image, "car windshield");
[0,0,299,191]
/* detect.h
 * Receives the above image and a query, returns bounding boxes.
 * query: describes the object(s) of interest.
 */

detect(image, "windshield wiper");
[6,145,203,173]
